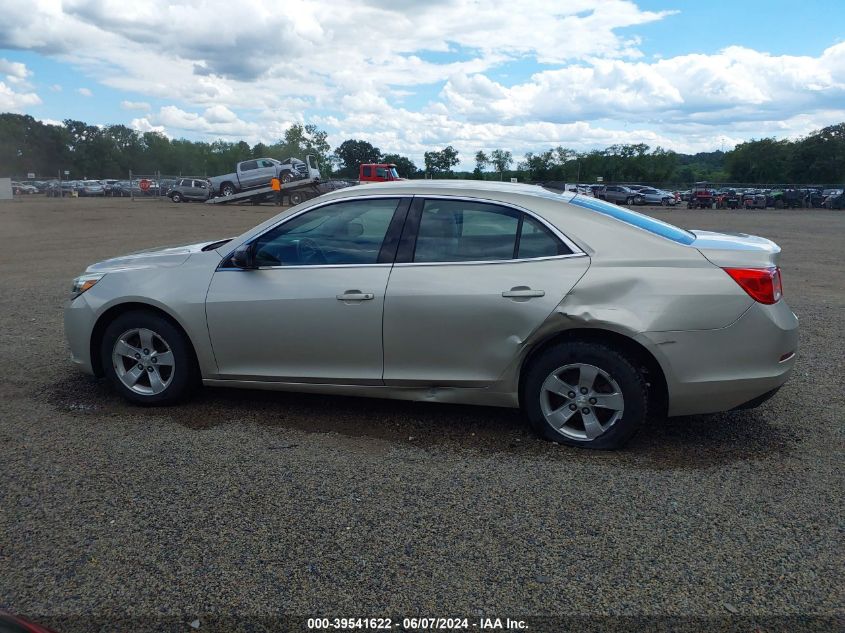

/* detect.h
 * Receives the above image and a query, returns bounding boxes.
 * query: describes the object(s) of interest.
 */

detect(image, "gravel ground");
[0,196,842,632]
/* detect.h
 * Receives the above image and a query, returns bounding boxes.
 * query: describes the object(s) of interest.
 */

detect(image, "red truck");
[359,163,402,183]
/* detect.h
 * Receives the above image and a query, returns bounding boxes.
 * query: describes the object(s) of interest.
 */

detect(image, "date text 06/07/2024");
[306,617,529,630]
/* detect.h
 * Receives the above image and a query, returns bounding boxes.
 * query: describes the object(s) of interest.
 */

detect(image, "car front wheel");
[522,341,648,449]
[171,192,183,203]
[101,311,196,405]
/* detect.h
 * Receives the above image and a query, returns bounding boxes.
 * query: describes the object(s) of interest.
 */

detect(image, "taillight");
[723,266,783,304]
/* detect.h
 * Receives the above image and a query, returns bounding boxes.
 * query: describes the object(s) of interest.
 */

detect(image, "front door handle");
[502,287,545,299]
[336,290,374,302]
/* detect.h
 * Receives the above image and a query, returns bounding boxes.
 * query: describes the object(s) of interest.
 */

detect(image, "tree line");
[1,112,843,185]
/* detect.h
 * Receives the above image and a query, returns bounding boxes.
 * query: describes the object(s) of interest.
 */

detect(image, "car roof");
[323,178,577,202]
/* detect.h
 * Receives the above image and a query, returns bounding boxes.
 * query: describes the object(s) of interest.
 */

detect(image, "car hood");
[86,240,225,273]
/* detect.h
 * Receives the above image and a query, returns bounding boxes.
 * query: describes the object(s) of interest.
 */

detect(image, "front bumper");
[640,300,798,416]
[64,294,98,375]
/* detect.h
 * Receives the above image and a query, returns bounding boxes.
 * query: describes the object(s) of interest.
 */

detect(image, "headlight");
[71,273,105,298]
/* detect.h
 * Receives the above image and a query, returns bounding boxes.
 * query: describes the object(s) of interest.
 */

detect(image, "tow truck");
[205,155,324,205]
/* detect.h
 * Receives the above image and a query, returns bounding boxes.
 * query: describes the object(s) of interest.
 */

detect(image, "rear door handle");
[502,287,545,298]
[336,290,374,302]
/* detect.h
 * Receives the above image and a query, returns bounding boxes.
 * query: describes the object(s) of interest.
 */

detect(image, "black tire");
[171,192,183,203]
[522,341,648,449]
[290,192,303,205]
[660,198,667,206]
[100,310,197,406]
[221,183,236,197]
[625,196,633,205]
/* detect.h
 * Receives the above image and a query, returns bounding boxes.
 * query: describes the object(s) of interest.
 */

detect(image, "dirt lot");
[0,195,842,631]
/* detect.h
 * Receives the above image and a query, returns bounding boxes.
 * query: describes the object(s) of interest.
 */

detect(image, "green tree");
[272,124,332,171]
[381,153,418,178]
[490,149,513,180]
[474,150,489,179]
[724,138,791,183]
[424,145,460,177]
[333,139,382,177]
[518,150,556,181]
[789,123,845,184]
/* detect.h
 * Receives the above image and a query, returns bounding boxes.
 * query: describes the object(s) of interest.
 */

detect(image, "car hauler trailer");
[205,155,323,205]
[205,176,323,206]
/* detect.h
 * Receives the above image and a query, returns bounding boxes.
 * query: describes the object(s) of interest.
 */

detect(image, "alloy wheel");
[112,328,175,395]
[539,363,625,440]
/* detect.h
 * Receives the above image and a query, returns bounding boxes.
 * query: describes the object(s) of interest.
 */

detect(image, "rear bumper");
[639,300,798,416]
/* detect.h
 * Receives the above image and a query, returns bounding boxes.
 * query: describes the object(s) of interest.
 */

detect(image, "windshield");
[569,195,695,245]
[390,167,399,179]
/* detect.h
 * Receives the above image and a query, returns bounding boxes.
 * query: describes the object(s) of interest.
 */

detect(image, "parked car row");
[677,185,844,209]
[592,182,844,210]
[595,184,678,206]
[541,183,677,206]
[38,179,181,197]
[11,181,39,194]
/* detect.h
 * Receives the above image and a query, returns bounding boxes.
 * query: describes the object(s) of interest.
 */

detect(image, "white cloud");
[120,99,150,110]
[133,105,293,143]
[0,1,843,161]
[0,81,41,110]
[441,43,845,127]
[50,84,62,92]
[129,117,167,135]
[76,87,93,97]
[0,57,29,79]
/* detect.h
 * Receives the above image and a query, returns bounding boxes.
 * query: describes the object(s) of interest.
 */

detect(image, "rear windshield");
[569,195,695,245]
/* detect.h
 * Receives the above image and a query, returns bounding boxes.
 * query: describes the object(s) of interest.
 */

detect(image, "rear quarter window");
[568,196,695,245]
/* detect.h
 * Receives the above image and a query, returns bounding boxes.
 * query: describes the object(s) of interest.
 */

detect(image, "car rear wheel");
[290,192,303,205]
[101,311,196,405]
[522,341,648,449]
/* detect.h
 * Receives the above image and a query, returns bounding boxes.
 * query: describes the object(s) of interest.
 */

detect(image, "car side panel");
[555,259,753,333]
[490,253,755,397]
[382,257,590,386]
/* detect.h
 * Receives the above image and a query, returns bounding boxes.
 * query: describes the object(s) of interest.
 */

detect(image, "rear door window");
[412,200,519,263]
[518,215,572,259]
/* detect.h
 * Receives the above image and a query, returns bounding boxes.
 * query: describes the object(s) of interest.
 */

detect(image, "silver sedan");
[64,181,798,449]
[636,187,677,206]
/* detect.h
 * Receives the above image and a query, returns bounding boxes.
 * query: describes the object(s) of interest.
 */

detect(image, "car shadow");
[44,373,798,470]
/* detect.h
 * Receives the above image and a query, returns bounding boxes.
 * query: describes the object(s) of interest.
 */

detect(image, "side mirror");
[230,243,255,269]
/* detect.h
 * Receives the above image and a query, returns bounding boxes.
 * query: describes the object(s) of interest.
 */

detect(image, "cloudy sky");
[1,0,844,167]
